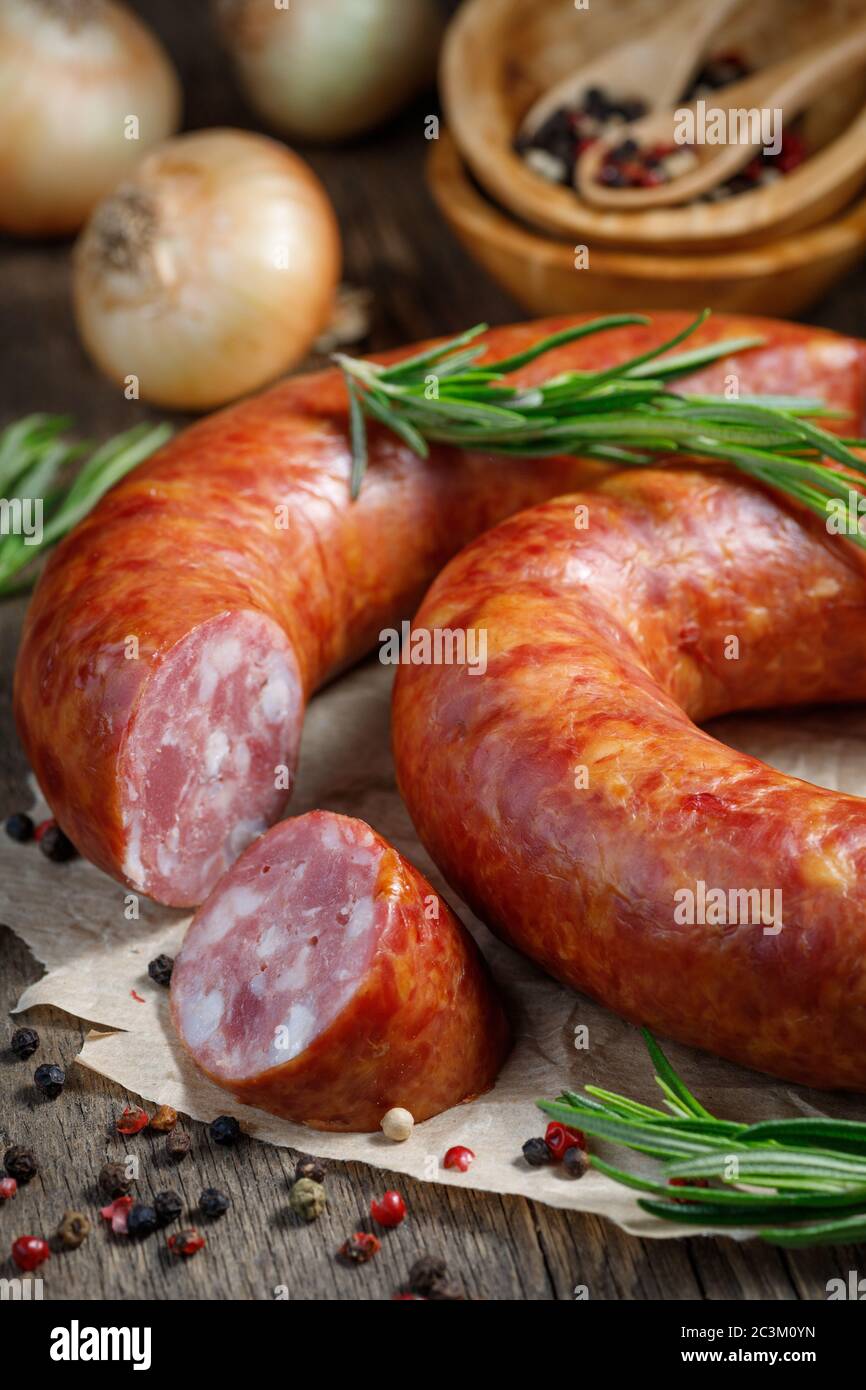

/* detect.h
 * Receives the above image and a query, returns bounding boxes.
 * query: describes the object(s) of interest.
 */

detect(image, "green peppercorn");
[289,1177,326,1222]
[57,1210,91,1249]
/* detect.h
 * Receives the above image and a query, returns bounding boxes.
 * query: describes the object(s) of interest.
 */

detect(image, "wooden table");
[2,0,866,1302]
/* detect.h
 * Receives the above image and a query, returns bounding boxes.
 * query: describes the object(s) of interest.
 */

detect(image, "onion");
[213,0,444,143]
[0,0,181,237]
[72,128,342,411]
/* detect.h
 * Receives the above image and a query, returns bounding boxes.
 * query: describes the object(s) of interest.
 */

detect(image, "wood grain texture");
[1,0,866,1301]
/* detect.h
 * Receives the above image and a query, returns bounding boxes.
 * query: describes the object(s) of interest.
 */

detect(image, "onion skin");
[71,128,342,411]
[214,0,444,143]
[0,0,181,238]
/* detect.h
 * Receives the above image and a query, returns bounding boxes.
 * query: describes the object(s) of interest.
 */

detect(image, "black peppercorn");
[153,1190,183,1228]
[34,1062,65,1099]
[199,1187,230,1218]
[126,1202,158,1237]
[5,812,34,842]
[563,1145,589,1178]
[522,1136,553,1167]
[209,1115,241,1146]
[4,1145,38,1184]
[38,823,77,862]
[147,954,174,987]
[10,1026,39,1060]
[295,1156,326,1184]
[408,1254,448,1298]
[165,1130,191,1162]
[98,1161,133,1198]
[405,1253,463,1299]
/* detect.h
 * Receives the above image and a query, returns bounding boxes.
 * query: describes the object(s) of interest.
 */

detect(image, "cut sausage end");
[119,611,304,908]
[171,810,511,1130]
[172,813,384,1083]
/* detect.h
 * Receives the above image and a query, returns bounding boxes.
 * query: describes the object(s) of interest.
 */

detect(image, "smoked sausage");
[392,469,866,1093]
[14,314,866,906]
[170,810,510,1130]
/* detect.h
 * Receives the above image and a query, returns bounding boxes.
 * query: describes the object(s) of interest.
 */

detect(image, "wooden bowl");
[441,0,866,252]
[427,130,866,317]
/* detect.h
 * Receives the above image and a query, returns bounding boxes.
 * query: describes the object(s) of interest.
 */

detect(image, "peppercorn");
[380,1107,414,1142]
[10,1026,39,1060]
[668,1176,711,1205]
[544,1121,587,1161]
[168,1228,206,1257]
[34,1062,65,1099]
[5,812,34,842]
[522,1136,553,1167]
[154,1190,183,1228]
[199,1187,230,1219]
[289,1178,326,1223]
[338,1232,381,1264]
[149,1104,178,1132]
[370,1190,406,1228]
[98,1161,133,1199]
[408,1254,448,1297]
[126,1202,158,1238]
[443,1145,474,1172]
[56,1210,92,1250]
[147,954,174,987]
[116,1105,149,1135]
[209,1115,241,1146]
[0,1177,17,1201]
[12,1235,50,1272]
[5,1145,37,1185]
[563,1146,589,1179]
[295,1156,326,1184]
[38,822,77,862]
[165,1130,191,1162]
[100,1195,133,1234]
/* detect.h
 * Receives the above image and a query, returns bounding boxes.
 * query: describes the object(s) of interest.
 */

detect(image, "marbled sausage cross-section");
[171,811,510,1130]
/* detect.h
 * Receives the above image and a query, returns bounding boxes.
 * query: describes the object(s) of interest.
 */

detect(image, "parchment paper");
[3,657,866,1240]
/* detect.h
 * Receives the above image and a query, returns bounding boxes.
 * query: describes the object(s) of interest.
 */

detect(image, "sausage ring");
[393,469,866,1092]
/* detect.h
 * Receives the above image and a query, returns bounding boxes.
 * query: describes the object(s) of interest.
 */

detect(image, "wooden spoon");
[519,0,743,141]
[577,14,866,209]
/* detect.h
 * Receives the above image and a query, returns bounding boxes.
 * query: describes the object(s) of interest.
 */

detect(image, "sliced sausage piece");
[392,469,866,1093]
[14,313,866,905]
[170,811,511,1131]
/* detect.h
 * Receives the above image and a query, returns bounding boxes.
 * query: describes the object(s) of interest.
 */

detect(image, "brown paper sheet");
[3,658,866,1239]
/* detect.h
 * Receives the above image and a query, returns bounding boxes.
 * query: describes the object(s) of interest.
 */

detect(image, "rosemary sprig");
[538,1031,866,1247]
[336,313,866,539]
[0,417,171,597]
